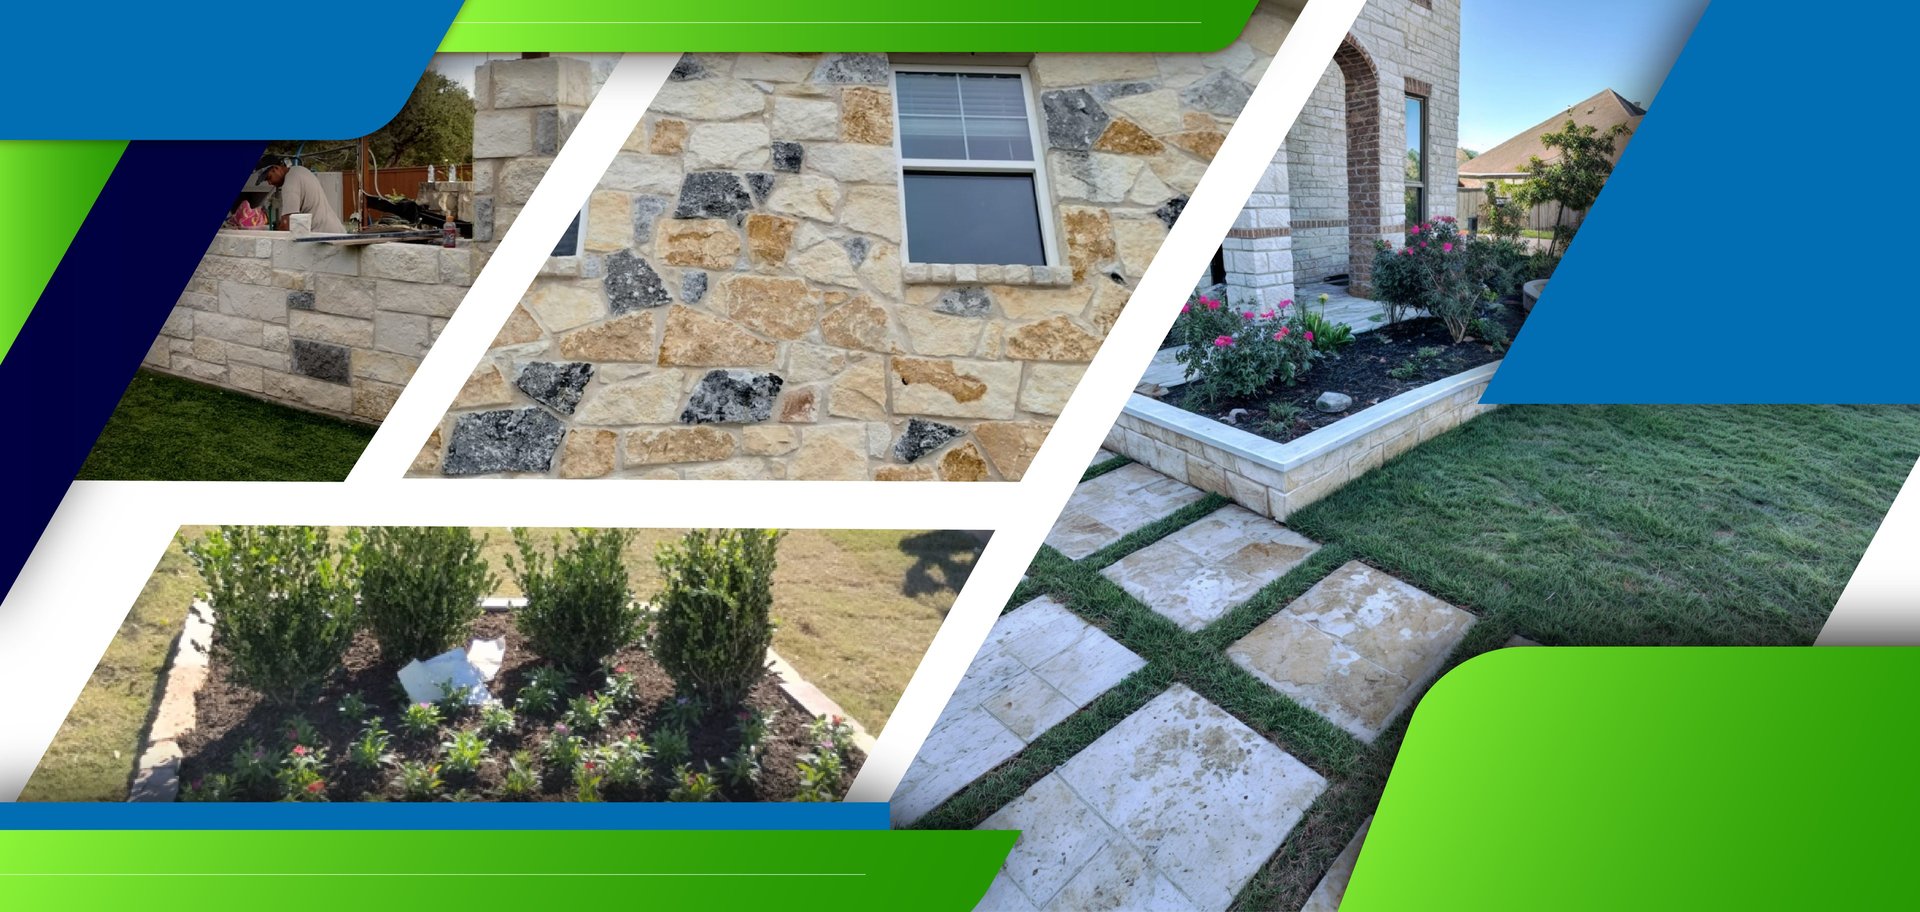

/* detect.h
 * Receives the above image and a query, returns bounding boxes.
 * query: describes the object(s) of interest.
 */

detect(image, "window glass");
[1405,96,1426,185]
[1405,188,1424,228]
[903,172,1046,265]
[553,207,582,257]
[897,72,1034,162]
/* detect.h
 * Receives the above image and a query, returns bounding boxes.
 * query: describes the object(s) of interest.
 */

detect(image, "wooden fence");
[341,164,473,222]
[1456,186,1582,234]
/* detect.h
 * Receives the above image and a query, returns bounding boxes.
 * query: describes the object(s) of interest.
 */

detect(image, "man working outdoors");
[257,161,346,233]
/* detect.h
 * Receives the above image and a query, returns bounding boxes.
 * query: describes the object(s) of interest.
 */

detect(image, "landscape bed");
[174,610,860,802]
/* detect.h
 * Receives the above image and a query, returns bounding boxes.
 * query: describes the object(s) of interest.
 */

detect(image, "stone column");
[1223,155,1295,307]
[469,56,594,256]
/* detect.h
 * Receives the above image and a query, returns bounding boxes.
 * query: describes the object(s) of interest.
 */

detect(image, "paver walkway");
[1228,560,1473,741]
[1102,505,1321,631]
[976,685,1326,911]
[891,598,1144,825]
[1044,463,1206,560]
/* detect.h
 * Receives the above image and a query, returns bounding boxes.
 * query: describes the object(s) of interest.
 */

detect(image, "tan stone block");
[1062,207,1117,283]
[558,312,656,362]
[650,78,767,119]
[585,190,634,251]
[412,427,444,474]
[839,185,904,242]
[1093,119,1167,155]
[1111,217,1169,276]
[767,175,842,221]
[790,239,860,287]
[1019,362,1085,415]
[898,308,984,357]
[874,464,938,481]
[974,420,1051,481]
[804,143,896,183]
[744,213,797,265]
[829,357,889,420]
[623,426,735,465]
[353,350,420,385]
[992,283,1094,320]
[1168,129,1227,160]
[493,305,546,347]
[649,118,688,154]
[890,357,1020,419]
[353,380,404,422]
[662,219,742,270]
[455,365,516,409]
[1089,280,1131,335]
[684,461,774,480]
[939,442,992,481]
[771,95,841,141]
[743,425,801,456]
[779,387,819,423]
[714,275,818,340]
[658,307,776,367]
[841,86,894,144]
[559,429,617,478]
[1148,151,1209,194]
[525,282,606,333]
[1006,315,1102,361]
[734,53,816,82]
[786,342,851,383]
[790,425,869,480]
[820,296,893,352]
[263,369,354,415]
[1031,53,1160,86]
[858,241,902,293]
[289,310,373,348]
[688,122,773,170]
[575,371,684,426]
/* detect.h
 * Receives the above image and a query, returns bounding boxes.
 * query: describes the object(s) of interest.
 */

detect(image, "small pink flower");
[1213,335,1234,348]
[1420,241,1428,248]
[1442,242,1453,253]
[1242,311,1255,320]
[1274,328,1290,340]
[292,745,309,757]
[1202,296,1222,311]
[1279,299,1293,309]
[305,780,325,794]
[1410,224,1422,235]
[1304,331,1315,342]
[1260,310,1275,320]
[1181,303,1191,314]
[1400,248,1412,256]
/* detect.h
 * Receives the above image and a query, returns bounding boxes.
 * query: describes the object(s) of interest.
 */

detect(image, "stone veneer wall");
[1223,0,1460,306]
[145,232,476,423]
[1108,363,1496,523]
[419,3,1302,481]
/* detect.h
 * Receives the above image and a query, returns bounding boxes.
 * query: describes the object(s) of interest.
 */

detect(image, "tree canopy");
[262,70,474,173]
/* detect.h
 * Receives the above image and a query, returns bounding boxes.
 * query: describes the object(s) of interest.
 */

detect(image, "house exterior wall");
[1223,0,1460,304]
[423,2,1302,481]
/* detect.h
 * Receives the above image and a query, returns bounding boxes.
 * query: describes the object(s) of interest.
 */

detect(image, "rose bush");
[1172,292,1323,408]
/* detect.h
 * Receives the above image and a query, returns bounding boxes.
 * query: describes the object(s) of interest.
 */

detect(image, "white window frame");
[889,63,1060,268]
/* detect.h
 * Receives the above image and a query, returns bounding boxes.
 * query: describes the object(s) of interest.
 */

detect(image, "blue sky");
[1459,0,1708,152]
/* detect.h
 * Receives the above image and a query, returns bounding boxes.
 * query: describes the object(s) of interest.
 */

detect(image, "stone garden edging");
[1107,361,1501,522]
[128,596,873,801]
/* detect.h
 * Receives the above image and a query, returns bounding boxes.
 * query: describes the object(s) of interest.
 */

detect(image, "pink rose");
[1275,327,1290,339]
[1261,310,1275,319]
[1204,297,1223,311]
[1410,224,1421,235]
[1243,311,1255,320]
[1304,331,1315,342]
[1420,241,1428,248]
[1279,299,1292,309]
[1181,303,1191,313]
[1213,335,1234,347]
[1442,242,1453,253]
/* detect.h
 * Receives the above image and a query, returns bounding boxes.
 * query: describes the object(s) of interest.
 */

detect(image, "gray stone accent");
[287,290,315,311]
[1180,70,1255,116]
[745,172,775,204]
[515,360,594,414]
[809,53,889,85]
[932,286,994,317]
[632,195,669,245]
[290,339,352,385]
[604,250,672,312]
[1091,81,1154,101]
[680,369,785,424]
[1155,195,1188,228]
[771,141,803,173]
[673,171,754,220]
[1040,89,1109,151]
[893,418,964,463]
[444,408,566,474]
[841,236,870,268]
[670,54,708,81]
[682,269,709,304]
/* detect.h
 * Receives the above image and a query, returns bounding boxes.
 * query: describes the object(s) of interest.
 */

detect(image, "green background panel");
[0,142,124,363]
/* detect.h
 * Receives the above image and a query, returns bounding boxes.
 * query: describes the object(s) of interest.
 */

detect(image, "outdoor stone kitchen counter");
[145,228,479,423]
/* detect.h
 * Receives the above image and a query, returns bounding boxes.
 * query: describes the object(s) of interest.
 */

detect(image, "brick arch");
[1334,35,1381,293]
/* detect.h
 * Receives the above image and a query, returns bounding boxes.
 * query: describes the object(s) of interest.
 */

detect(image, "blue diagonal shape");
[1483,0,1905,404]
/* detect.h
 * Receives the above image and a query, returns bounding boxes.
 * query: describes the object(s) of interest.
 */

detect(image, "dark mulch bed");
[176,611,861,801]
[1164,298,1528,444]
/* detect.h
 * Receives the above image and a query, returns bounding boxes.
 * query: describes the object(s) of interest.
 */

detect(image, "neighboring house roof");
[1459,88,1645,188]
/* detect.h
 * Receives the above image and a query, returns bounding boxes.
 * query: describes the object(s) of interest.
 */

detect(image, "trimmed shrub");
[1371,217,1487,342]
[507,528,642,672]
[184,526,361,704]
[360,527,497,663]
[651,529,783,708]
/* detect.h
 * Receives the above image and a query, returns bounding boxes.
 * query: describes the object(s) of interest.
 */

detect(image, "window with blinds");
[891,67,1055,267]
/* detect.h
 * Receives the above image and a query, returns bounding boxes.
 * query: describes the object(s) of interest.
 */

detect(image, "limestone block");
[603,153,684,194]
[218,281,288,323]
[374,280,467,318]
[558,312,655,362]
[897,308,985,357]
[525,281,606,333]
[585,190,635,251]
[829,356,889,420]
[715,275,817,340]
[623,426,736,465]
[1032,53,1161,87]
[650,78,768,119]
[1019,362,1085,415]
[576,371,687,426]
[559,428,618,478]
[373,311,434,357]
[353,380,404,421]
[263,369,355,415]
[473,109,535,158]
[771,95,840,141]
[838,185,904,242]
[353,349,420,385]
[766,174,842,221]
[841,87,893,144]
[489,56,593,109]
[804,143,897,183]
[890,357,1020,419]
[289,310,373,348]
[658,306,777,367]
[790,424,869,480]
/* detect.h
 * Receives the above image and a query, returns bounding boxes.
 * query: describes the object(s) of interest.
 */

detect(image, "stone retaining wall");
[418,3,1303,481]
[1107,361,1497,521]
[145,233,475,423]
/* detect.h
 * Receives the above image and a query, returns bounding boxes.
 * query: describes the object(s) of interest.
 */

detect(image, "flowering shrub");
[1171,292,1323,408]
[1372,217,1487,342]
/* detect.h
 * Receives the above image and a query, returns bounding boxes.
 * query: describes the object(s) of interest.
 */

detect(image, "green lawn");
[22,527,976,801]
[921,405,1920,909]
[78,370,375,481]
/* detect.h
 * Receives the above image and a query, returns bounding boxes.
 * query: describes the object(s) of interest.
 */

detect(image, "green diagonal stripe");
[0,141,126,365]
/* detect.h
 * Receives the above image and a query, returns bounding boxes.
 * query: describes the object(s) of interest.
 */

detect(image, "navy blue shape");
[0,141,265,605]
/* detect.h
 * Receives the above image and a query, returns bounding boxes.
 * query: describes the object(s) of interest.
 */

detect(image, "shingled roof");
[1459,88,1645,188]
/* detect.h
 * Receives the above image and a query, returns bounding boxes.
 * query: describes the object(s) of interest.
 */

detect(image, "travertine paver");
[1301,817,1371,911]
[1045,463,1207,560]
[1228,561,1474,741]
[890,598,1145,825]
[977,685,1327,910]
[1101,505,1321,631]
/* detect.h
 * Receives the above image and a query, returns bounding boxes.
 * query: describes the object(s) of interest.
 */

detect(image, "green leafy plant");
[1479,179,1526,241]
[337,692,371,725]
[279,743,328,801]
[794,751,845,802]
[664,695,706,729]
[1389,346,1450,381]
[358,526,496,663]
[564,691,619,735]
[541,724,586,774]
[439,729,490,778]
[1298,294,1354,353]
[604,666,639,711]
[650,529,784,708]
[478,702,516,739]
[733,708,770,754]
[1371,219,1487,341]
[348,719,394,772]
[434,678,474,720]
[1513,118,1632,255]
[399,701,442,739]
[515,667,571,717]
[593,735,653,794]
[498,751,540,801]
[227,739,278,798]
[283,716,322,750]
[181,774,233,802]
[1170,292,1323,408]
[508,529,643,672]
[652,726,691,771]
[667,765,719,802]
[572,759,605,802]
[721,746,761,789]
[1258,401,1304,438]
[184,526,361,703]
[394,760,442,801]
